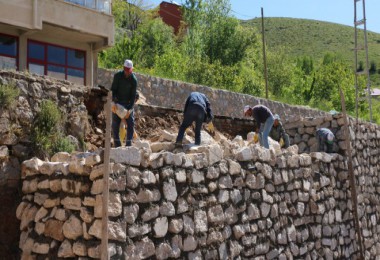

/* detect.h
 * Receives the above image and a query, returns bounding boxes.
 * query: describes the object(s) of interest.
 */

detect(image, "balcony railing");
[64,0,112,14]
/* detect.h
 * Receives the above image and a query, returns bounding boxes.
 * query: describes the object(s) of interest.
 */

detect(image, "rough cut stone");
[110,147,141,166]
[58,239,75,258]
[63,215,83,240]
[163,179,178,201]
[108,221,127,242]
[154,217,168,238]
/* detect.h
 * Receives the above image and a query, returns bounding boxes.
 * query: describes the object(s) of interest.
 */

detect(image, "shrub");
[31,100,74,158]
[53,136,75,154]
[0,83,19,108]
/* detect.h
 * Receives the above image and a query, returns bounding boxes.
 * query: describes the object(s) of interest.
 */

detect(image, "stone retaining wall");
[1,70,380,259]
[97,68,328,120]
[16,131,380,259]
[0,70,91,259]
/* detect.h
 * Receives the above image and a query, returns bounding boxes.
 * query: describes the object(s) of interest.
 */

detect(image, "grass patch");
[0,83,20,108]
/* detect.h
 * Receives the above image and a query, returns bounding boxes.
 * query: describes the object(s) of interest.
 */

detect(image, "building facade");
[0,0,114,86]
[159,1,182,35]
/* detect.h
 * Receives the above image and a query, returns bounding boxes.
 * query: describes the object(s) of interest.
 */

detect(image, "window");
[27,40,86,85]
[0,34,18,70]
[64,0,111,14]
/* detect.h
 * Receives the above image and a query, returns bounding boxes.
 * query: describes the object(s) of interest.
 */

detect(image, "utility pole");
[353,0,372,122]
[261,7,269,99]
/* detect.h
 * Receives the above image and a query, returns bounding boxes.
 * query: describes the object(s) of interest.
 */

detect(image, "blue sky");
[147,0,380,33]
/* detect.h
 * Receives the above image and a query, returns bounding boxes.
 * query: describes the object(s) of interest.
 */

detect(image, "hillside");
[243,17,380,64]
[243,18,380,86]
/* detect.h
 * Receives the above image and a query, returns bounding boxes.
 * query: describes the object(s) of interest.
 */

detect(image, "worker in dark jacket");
[111,59,137,147]
[270,114,290,148]
[175,92,213,146]
[316,128,335,153]
[244,104,274,149]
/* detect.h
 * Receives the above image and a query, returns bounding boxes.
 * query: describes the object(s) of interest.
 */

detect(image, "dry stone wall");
[16,134,379,259]
[97,68,328,119]
[0,70,91,258]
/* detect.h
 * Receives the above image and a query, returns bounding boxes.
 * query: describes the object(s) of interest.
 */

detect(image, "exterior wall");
[98,68,329,120]
[159,1,182,34]
[0,0,114,86]
[0,0,114,45]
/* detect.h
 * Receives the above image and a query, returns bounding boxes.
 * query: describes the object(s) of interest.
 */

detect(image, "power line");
[230,9,257,20]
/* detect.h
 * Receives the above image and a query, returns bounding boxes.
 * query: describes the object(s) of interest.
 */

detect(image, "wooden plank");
[339,86,364,260]
[101,91,112,260]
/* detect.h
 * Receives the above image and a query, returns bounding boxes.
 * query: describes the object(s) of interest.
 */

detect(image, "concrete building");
[0,0,114,86]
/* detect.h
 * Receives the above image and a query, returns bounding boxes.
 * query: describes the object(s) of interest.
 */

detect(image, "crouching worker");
[316,128,335,153]
[111,59,137,147]
[244,105,274,149]
[270,114,290,148]
[175,92,213,147]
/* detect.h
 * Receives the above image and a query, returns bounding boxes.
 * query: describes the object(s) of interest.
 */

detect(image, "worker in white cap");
[316,128,335,153]
[111,59,137,147]
[270,114,290,148]
[244,104,274,149]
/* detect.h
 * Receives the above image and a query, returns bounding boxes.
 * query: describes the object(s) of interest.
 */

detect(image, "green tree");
[135,18,176,68]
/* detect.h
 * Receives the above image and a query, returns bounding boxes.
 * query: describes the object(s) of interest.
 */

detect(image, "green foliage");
[136,19,176,68]
[31,100,74,158]
[53,137,75,154]
[99,18,175,69]
[99,1,379,123]
[0,83,19,108]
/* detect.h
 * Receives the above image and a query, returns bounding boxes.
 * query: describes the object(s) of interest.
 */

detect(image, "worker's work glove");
[112,103,117,114]
[253,133,259,143]
[279,138,285,148]
[205,122,215,135]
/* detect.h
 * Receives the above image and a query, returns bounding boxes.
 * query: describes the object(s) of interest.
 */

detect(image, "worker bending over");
[175,92,213,147]
[316,128,335,153]
[270,114,290,148]
[244,104,274,149]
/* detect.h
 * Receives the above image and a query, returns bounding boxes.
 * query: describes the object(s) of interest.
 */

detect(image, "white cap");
[123,59,133,69]
[327,133,334,142]
[243,105,251,114]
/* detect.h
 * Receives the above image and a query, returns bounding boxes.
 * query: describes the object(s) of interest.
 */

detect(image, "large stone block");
[110,147,141,166]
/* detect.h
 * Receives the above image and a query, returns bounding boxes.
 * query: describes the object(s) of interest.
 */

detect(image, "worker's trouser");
[259,115,274,149]
[176,104,205,145]
[112,110,134,147]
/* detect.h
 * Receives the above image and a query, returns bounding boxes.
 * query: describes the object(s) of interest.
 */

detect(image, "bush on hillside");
[0,83,19,108]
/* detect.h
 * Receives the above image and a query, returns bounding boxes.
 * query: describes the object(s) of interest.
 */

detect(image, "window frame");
[27,39,86,85]
[0,33,19,70]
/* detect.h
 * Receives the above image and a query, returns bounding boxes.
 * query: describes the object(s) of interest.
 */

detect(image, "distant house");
[372,88,380,99]
[0,0,114,86]
[159,1,183,34]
